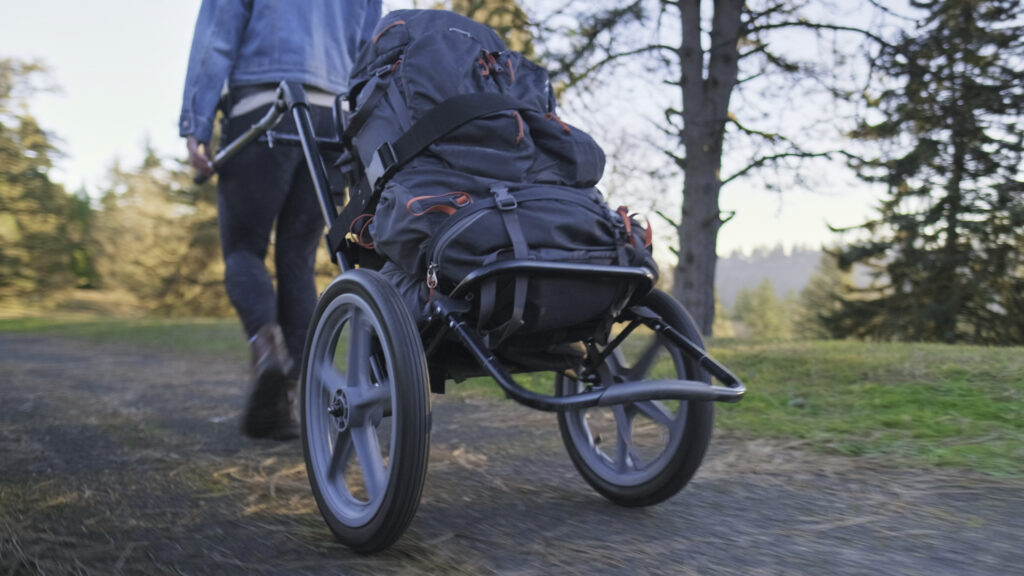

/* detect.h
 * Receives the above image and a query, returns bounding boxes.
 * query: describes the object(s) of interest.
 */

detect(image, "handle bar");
[192,95,288,185]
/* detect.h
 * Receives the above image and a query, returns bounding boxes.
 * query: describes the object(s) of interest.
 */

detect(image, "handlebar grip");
[193,171,214,185]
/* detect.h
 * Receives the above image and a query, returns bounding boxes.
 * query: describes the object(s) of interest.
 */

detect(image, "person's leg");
[217,117,292,338]
[274,171,322,375]
[218,107,302,439]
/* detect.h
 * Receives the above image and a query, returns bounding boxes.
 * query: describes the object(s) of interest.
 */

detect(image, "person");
[180,0,381,440]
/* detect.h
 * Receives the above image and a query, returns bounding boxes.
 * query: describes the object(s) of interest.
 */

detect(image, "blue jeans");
[217,101,337,370]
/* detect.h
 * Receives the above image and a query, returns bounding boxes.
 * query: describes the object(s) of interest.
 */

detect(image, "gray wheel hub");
[328,388,350,431]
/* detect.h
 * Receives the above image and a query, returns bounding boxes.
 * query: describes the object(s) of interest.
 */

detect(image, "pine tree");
[830,0,1024,344]
[0,59,89,302]
[795,251,848,339]
[93,148,232,316]
[733,278,792,340]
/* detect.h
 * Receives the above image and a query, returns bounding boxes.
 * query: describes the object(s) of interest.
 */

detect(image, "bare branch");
[865,0,918,22]
[655,209,678,228]
[560,44,678,90]
[721,150,862,186]
[747,20,894,49]
[662,150,686,170]
[728,115,785,144]
[736,71,766,85]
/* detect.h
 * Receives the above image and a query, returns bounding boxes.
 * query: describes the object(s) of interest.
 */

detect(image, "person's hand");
[187,136,214,176]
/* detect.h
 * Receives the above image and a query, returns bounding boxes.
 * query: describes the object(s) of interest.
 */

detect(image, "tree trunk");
[675,157,723,336]
[671,0,743,335]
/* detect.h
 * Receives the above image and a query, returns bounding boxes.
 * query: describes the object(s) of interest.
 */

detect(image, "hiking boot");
[243,324,299,440]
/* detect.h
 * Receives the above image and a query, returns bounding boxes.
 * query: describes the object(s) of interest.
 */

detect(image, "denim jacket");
[179,0,381,142]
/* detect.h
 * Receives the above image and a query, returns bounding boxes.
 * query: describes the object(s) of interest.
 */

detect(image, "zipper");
[426,209,489,285]
[426,263,438,291]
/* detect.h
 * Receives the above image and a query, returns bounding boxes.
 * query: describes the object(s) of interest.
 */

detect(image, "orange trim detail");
[349,214,375,250]
[616,206,634,246]
[407,191,473,216]
[512,111,525,144]
[372,20,406,44]
[545,112,571,134]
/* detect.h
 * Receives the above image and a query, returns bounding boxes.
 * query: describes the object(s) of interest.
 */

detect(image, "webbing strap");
[480,185,529,347]
[365,92,531,190]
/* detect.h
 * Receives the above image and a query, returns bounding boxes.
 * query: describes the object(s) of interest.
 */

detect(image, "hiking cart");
[203,80,745,553]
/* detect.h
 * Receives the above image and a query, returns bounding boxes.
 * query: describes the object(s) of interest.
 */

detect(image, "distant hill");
[715,246,822,309]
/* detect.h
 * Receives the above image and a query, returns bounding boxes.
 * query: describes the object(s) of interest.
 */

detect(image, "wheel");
[556,289,714,506]
[301,269,431,553]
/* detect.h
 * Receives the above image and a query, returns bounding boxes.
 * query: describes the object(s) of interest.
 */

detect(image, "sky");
[1,0,883,256]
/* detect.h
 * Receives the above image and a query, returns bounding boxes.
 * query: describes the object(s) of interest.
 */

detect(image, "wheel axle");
[328,388,350,431]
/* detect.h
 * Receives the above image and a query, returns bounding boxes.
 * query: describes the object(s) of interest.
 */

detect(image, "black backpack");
[335,9,657,346]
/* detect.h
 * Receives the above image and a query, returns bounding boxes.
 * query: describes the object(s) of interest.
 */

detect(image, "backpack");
[334,9,657,347]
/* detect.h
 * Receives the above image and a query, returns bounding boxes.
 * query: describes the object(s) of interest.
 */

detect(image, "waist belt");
[229,87,337,117]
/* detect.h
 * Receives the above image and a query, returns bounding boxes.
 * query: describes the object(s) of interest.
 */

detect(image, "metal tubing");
[647,319,747,398]
[597,379,743,404]
[290,104,339,229]
[436,301,743,412]
[449,261,655,300]
[257,132,348,152]
[194,102,285,185]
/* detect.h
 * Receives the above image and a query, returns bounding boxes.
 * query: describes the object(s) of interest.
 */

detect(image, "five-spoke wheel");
[301,270,430,553]
[556,289,714,506]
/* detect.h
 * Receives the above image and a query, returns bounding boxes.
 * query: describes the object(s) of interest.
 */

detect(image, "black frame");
[202,81,745,412]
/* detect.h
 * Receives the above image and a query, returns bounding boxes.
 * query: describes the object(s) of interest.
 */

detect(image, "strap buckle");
[365,142,397,191]
[491,184,518,211]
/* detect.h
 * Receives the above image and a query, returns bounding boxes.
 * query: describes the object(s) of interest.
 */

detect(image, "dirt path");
[1,333,1021,575]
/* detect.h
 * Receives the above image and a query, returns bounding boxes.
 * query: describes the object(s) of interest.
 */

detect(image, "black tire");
[301,269,431,553]
[556,289,714,507]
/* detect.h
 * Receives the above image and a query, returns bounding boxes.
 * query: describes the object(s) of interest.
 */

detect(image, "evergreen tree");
[93,147,232,316]
[0,59,90,301]
[795,251,848,339]
[732,278,792,340]
[830,0,1024,344]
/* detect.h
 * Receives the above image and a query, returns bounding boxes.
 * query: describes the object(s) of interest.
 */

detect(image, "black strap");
[366,92,531,189]
[480,185,529,347]
[344,80,389,141]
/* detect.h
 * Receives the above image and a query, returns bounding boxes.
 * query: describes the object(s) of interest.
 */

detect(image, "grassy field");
[2,316,1021,477]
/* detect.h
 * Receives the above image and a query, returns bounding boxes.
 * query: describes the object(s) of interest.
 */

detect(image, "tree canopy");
[0,58,95,302]
[829,0,1024,344]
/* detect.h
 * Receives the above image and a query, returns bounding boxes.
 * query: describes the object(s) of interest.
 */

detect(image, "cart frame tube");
[430,299,745,413]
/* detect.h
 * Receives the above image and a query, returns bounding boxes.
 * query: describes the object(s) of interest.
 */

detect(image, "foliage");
[711,292,736,338]
[534,0,882,335]
[0,58,96,300]
[92,148,233,316]
[444,0,534,56]
[731,278,798,340]
[794,250,848,339]
[830,0,1024,344]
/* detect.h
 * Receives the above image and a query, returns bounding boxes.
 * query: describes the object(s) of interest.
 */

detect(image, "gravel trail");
[1,334,1020,575]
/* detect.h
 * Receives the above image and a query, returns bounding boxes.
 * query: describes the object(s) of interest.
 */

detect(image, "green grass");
[710,340,1024,476]
[0,316,248,362]
[2,317,1021,476]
